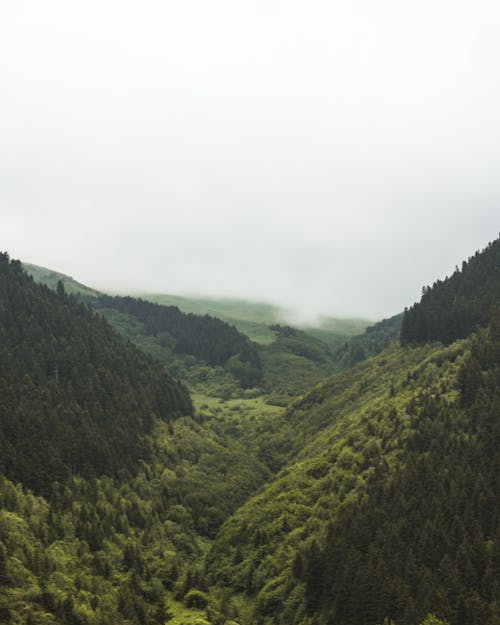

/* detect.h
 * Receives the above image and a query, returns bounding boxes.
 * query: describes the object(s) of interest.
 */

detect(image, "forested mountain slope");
[401,235,500,345]
[83,294,264,390]
[0,254,192,493]
[332,312,403,368]
[0,254,274,624]
[202,239,500,625]
[140,292,370,348]
[24,263,343,402]
[4,237,498,625]
[87,295,261,370]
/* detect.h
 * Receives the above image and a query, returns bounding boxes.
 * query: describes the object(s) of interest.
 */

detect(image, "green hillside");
[0,254,192,493]
[0,254,278,625]
[87,299,342,405]
[205,340,472,624]
[202,238,500,625]
[141,293,370,347]
[332,312,403,368]
[401,236,500,345]
[24,263,347,401]
[5,236,499,625]
[22,262,101,297]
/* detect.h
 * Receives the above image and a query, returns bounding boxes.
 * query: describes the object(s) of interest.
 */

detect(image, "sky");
[1,1,499,321]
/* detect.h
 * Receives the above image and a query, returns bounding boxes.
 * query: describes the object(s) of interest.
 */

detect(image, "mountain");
[332,312,403,368]
[139,293,371,348]
[84,293,264,389]
[22,262,101,297]
[401,236,500,345]
[23,263,349,402]
[202,238,500,625]
[0,254,274,624]
[5,236,499,625]
[0,253,192,493]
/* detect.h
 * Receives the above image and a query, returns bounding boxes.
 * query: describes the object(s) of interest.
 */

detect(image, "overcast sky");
[1,1,499,321]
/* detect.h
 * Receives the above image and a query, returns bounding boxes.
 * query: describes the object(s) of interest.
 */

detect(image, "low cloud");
[1,1,499,320]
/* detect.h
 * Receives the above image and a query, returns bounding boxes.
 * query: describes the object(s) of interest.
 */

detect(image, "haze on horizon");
[1,1,499,322]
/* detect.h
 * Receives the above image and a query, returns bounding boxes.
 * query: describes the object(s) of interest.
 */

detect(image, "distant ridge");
[23,262,101,297]
[140,292,371,348]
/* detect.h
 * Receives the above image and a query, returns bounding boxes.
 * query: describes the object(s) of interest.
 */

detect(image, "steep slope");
[23,264,266,391]
[22,262,100,297]
[0,413,273,625]
[302,320,500,625]
[259,325,338,405]
[0,253,192,493]
[0,254,274,625]
[333,312,403,368]
[401,235,500,345]
[206,341,466,622]
[85,293,263,389]
[203,238,500,625]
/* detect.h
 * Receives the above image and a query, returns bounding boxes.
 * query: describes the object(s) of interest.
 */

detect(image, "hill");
[7,236,499,625]
[401,235,500,345]
[0,254,276,624]
[22,262,101,297]
[140,292,370,348]
[202,237,500,625]
[84,293,264,390]
[0,254,192,493]
[24,263,347,403]
[332,312,403,368]
[82,296,344,405]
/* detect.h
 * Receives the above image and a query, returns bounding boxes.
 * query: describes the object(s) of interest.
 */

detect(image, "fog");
[1,1,499,320]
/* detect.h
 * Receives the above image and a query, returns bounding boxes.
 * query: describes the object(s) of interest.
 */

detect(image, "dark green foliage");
[0,413,271,625]
[308,314,500,625]
[333,313,403,368]
[4,238,500,625]
[205,237,500,624]
[0,253,192,493]
[259,325,338,405]
[269,325,334,363]
[87,294,261,369]
[401,236,500,345]
[207,313,500,625]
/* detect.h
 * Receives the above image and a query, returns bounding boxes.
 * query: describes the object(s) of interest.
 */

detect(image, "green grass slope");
[22,262,101,297]
[141,293,370,347]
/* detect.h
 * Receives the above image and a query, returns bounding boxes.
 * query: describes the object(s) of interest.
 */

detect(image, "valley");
[0,237,498,625]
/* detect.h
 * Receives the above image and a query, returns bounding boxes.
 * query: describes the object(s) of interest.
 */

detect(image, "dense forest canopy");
[401,235,500,345]
[1,236,499,625]
[204,239,500,625]
[84,294,263,389]
[332,313,403,368]
[0,253,192,493]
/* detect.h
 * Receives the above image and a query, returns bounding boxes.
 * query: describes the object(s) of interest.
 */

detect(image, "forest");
[0,236,499,625]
